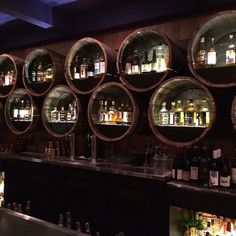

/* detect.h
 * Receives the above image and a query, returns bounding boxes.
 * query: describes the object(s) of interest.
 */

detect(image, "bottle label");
[169,113,174,125]
[231,168,236,184]
[141,64,151,73]
[220,176,231,187]
[100,62,105,74]
[190,167,199,180]
[159,113,168,125]
[74,72,80,79]
[207,51,216,65]
[131,65,140,74]
[176,169,183,180]
[172,169,176,179]
[209,171,219,186]
[226,49,235,64]
[59,113,66,121]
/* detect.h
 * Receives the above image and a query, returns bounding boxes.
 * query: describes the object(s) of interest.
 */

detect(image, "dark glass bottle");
[141,51,150,73]
[131,49,141,74]
[172,151,183,181]
[199,147,210,186]
[190,146,200,183]
[182,148,191,182]
[80,57,88,79]
[209,150,219,187]
[219,150,231,188]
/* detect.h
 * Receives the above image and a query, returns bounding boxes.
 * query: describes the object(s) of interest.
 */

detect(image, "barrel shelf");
[88,82,139,142]
[188,10,236,87]
[4,88,39,135]
[232,96,236,130]
[65,37,117,94]
[23,48,64,96]
[117,28,185,92]
[42,85,81,138]
[0,54,24,98]
[148,76,216,147]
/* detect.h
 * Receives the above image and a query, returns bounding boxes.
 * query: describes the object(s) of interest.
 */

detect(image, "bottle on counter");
[172,151,183,181]
[182,147,191,182]
[185,99,197,126]
[65,211,72,229]
[199,147,210,186]
[219,150,231,188]
[209,150,219,187]
[190,146,200,183]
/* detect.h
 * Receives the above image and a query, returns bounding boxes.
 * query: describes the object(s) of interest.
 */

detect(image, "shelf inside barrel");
[94,124,130,138]
[10,121,32,131]
[195,65,236,84]
[48,122,75,134]
[156,126,206,142]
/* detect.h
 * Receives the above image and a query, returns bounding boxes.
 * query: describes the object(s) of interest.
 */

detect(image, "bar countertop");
[0,152,172,182]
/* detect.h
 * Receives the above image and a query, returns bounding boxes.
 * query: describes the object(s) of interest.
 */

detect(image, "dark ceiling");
[0,0,236,51]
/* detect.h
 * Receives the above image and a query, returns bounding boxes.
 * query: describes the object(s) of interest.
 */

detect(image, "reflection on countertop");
[0,152,171,182]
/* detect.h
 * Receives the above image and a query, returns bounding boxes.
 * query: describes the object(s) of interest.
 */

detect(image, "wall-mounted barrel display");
[42,85,81,138]
[117,28,185,92]
[88,82,139,141]
[65,37,117,94]
[23,48,64,96]
[232,96,236,130]
[148,76,216,147]
[4,89,39,135]
[188,11,236,87]
[0,54,24,98]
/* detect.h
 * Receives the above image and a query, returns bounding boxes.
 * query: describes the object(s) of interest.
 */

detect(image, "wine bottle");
[209,150,219,187]
[190,146,200,183]
[219,150,231,188]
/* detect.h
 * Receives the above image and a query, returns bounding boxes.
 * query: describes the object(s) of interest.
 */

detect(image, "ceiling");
[0,0,236,51]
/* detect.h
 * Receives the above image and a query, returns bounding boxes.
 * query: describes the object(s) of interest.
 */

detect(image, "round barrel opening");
[88,82,138,141]
[23,49,58,96]
[0,54,22,98]
[117,28,171,92]
[65,37,116,94]
[4,89,38,135]
[189,11,236,87]
[42,85,80,137]
[148,76,216,147]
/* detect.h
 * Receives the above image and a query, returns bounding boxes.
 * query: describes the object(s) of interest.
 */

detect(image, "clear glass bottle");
[80,57,88,79]
[4,71,10,86]
[45,64,53,81]
[158,102,169,125]
[207,37,217,67]
[169,101,176,125]
[141,51,151,73]
[51,106,59,122]
[199,99,210,126]
[97,100,105,124]
[196,37,207,68]
[185,99,197,126]
[31,65,37,82]
[73,55,80,79]
[156,45,166,72]
[100,54,106,74]
[125,53,132,75]
[226,34,236,65]
[131,49,141,74]
[175,100,184,126]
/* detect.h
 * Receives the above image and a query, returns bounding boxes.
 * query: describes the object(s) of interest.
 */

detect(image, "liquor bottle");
[0,72,4,86]
[67,104,72,121]
[108,100,116,124]
[131,49,141,74]
[226,34,236,65]
[169,101,176,125]
[97,100,105,124]
[123,103,132,125]
[199,99,210,126]
[116,103,124,124]
[219,150,231,188]
[185,99,197,126]
[175,100,184,126]
[207,37,217,67]
[31,65,37,82]
[190,146,200,183]
[84,222,91,235]
[172,151,183,181]
[158,102,169,125]
[87,57,95,78]
[100,54,106,74]
[125,53,132,75]
[75,221,81,232]
[4,71,10,86]
[72,100,77,121]
[156,45,166,72]
[51,106,59,122]
[141,51,151,73]
[209,150,219,187]
[151,49,158,72]
[231,149,236,187]
[12,97,19,121]
[18,99,25,121]
[196,37,207,68]
[58,214,64,227]
[36,62,45,82]
[94,52,100,76]
[182,147,191,182]
[80,58,88,79]
[59,106,67,121]
[199,147,210,186]
[45,64,53,81]
[65,211,72,229]
[103,100,109,124]
[25,200,31,215]
[24,99,31,121]
[73,55,80,79]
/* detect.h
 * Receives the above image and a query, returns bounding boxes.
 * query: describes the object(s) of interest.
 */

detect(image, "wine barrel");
[4,88,39,135]
[42,85,82,138]
[232,96,236,130]
[148,76,216,147]
[117,28,186,92]
[88,82,139,142]
[23,48,65,96]
[188,10,236,87]
[0,54,24,98]
[65,37,117,94]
